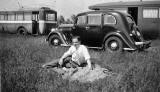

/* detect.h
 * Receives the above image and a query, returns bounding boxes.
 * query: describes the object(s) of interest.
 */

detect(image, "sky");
[0,0,158,19]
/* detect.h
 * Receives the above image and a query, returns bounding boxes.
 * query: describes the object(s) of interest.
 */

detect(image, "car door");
[83,13,103,47]
[73,15,87,45]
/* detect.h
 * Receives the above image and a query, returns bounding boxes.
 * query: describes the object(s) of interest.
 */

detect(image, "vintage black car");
[46,10,151,52]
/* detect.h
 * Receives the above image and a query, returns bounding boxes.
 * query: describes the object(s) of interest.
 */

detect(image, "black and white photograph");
[0,0,160,92]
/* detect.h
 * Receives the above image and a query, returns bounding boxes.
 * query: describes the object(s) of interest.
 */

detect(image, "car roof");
[77,10,130,17]
[89,1,160,10]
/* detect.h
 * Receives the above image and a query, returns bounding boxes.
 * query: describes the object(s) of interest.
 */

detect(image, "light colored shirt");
[64,45,90,65]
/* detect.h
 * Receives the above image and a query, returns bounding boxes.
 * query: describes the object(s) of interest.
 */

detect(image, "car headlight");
[51,28,57,32]
[130,33,133,36]
[136,31,141,36]
[132,30,136,35]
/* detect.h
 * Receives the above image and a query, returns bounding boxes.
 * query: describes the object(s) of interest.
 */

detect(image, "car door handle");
[85,26,90,30]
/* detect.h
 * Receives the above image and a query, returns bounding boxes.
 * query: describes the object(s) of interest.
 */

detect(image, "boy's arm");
[86,59,92,70]
[83,46,92,70]
[59,46,73,65]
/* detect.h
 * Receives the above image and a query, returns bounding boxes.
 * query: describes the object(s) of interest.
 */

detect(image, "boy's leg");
[42,56,73,68]
[42,59,60,68]
[79,62,95,70]
[69,60,79,68]
[63,56,72,68]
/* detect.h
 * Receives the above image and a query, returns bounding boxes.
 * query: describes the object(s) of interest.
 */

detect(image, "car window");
[77,15,86,25]
[88,14,101,25]
[104,14,116,25]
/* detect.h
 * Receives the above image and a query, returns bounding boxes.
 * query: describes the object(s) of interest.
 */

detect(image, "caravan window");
[143,8,158,18]
[159,8,160,18]
[8,14,15,21]
[46,13,55,21]
[32,13,39,21]
[24,13,32,21]
[16,13,23,20]
[0,14,5,20]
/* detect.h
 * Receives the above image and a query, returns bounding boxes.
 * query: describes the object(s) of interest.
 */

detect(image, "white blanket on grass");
[49,64,121,83]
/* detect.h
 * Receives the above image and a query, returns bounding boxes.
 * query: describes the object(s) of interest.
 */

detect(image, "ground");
[0,33,160,92]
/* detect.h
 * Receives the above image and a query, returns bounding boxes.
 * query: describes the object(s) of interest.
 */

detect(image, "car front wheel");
[105,36,123,52]
[49,35,62,46]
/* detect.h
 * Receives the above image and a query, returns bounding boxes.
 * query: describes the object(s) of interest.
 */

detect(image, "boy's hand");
[42,64,46,68]
[59,58,63,66]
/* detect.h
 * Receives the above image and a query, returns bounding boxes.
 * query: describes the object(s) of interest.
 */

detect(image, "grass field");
[0,33,160,92]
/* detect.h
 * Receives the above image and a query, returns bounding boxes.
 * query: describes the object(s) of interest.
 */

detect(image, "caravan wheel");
[17,28,27,35]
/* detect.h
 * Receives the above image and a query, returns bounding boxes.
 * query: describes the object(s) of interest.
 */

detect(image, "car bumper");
[135,40,151,49]
[123,41,151,51]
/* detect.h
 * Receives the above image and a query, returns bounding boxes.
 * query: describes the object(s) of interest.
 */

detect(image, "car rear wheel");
[105,36,123,52]
[49,35,62,46]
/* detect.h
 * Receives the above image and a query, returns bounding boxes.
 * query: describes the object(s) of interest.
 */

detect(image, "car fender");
[47,31,68,46]
[103,31,137,50]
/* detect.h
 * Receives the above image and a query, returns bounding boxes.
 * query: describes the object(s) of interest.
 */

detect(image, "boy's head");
[72,36,81,47]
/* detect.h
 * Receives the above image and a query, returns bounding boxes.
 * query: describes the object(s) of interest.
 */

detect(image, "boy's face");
[72,38,80,48]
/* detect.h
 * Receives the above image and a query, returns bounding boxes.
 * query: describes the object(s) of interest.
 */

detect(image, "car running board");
[123,48,136,51]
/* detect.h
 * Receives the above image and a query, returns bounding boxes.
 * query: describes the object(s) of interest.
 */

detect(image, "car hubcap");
[110,41,118,50]
[53,39,59,45]
[22,31,25,35]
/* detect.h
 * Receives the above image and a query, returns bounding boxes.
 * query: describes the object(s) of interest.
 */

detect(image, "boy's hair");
[72,36,81,42]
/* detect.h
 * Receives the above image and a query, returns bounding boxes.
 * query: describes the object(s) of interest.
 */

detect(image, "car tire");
[105,36,123,52]
[49,35,62,46]
[17,28,27,35]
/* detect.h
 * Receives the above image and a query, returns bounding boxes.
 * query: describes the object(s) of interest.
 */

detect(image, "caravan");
[89,1,160,39]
